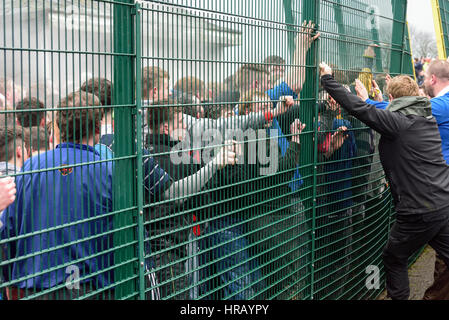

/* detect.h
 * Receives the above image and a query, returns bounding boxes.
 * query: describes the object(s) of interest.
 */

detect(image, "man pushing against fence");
[319,62,449,300]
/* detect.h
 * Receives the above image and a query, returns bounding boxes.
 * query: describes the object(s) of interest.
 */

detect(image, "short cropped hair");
[56,91,102,143]
[234,64,269,91]
[148,98,183,132]
[142,66,169,99]
[80,78,113,109]
[387,75,420,99]
[427,59,449,81]
[0,126,30,162]
[15,97,45,127]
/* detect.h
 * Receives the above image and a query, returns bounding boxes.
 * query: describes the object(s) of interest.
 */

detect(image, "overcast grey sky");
[407,0,435,34]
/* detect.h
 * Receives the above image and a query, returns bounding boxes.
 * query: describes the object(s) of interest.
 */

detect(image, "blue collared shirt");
[0,143,113,290]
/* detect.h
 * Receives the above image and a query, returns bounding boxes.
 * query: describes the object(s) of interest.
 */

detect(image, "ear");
[432,74,438,85]
[15,145,27,163]
[152,87,158,99]
[40,117,46,128]
[389,94,394,102]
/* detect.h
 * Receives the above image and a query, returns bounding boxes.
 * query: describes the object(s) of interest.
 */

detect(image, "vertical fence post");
[134,1,146,301]
[431,0,447,59]
[301,0,320,300]
[390,0,408,75]
[113,0,138,299]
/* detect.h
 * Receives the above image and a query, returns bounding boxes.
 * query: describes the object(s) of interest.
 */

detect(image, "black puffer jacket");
[321,74,449,215]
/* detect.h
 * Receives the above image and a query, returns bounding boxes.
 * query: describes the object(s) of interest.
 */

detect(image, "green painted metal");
[0,0,416,301]
[432,0,449,59]
[112,0,138,300]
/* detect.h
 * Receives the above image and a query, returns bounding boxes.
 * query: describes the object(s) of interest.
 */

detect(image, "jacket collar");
[56,143,99,155]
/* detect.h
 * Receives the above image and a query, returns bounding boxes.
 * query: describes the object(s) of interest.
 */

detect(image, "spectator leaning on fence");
[320,62,449,301]
[146,99,237,299]
[0,91,116,300]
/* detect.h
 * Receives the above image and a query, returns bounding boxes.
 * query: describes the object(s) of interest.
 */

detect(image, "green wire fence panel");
[0,0,138,300]
[432,0,449,59]
[0,0,413,300]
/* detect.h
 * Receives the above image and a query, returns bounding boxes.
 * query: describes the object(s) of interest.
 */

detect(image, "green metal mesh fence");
[0,0,414,300]
[433,0,449,59]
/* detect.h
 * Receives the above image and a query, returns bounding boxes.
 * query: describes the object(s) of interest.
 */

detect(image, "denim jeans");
[200,219,264,300]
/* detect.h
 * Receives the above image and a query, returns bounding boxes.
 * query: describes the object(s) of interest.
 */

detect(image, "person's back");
[0,91,113,299]
[2,142,113,290]
[376,96,449,214]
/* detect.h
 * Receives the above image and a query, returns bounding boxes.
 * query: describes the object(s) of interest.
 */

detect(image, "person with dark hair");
[0,126,30,176]
[28,126,49,156]
[0,126,30,299]
[320,62,449,301]
[15,98,46,128]
[80,78,113,136]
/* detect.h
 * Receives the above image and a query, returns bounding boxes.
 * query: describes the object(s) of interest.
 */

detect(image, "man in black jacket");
[319,62,449,300]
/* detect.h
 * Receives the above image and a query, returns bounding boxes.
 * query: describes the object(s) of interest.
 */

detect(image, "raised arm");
[319,63,409,138]
[285,21,320,94]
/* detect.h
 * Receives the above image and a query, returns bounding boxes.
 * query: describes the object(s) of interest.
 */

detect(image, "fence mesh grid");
[0,0,415,300]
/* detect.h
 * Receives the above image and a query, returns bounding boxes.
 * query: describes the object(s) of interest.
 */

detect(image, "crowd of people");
[1,18,449,301]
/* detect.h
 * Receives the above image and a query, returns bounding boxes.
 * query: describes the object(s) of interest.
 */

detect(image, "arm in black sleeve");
[320,75,411,138]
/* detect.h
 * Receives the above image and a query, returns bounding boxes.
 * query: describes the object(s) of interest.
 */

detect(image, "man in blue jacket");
[0,91,115,300]
[0,91,169,300]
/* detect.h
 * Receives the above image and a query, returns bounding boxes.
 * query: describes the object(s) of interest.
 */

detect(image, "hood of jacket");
[386,96,432,118]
